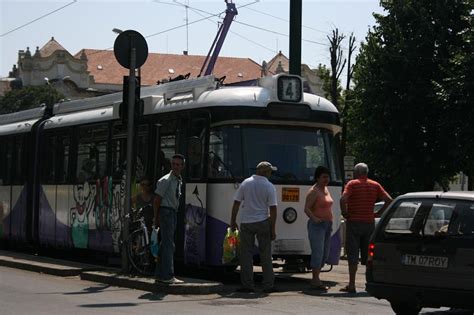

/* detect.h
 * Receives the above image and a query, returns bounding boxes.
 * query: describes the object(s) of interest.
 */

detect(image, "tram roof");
[0,106,45,135]
[145,85,338,115]
[51,75,338,116]
[0,75,340,131]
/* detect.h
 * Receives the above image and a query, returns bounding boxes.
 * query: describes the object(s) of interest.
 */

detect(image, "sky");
[0,0,384,82]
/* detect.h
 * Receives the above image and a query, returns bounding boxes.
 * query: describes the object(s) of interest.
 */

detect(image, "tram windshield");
[208,125,341,184]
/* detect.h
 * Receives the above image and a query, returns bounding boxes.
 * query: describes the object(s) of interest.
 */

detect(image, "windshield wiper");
[209,151,236,182]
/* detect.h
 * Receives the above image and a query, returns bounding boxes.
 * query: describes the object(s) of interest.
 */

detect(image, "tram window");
[241,127,335,182]
[12,136,26,184]
[111,123,127,179]
[160,118,177,135]
[3,139,13,185]
[57,135,70,183]
[155,135,175,178]
[208,127,242,179]
[305,131,326,169]
[42,135,57,184]
[111,124,149,180]
[187,118,206,180]
[0,140,5,185]
[0,139,6,185]
[75,124,108,182]
[207,126,340,182]
[111,138,126,179]
[136,124,149,180]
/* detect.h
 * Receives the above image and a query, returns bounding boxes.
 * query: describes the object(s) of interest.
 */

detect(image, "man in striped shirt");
[340,163,392,293]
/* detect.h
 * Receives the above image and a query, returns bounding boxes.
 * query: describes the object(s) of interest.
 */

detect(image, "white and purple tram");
[0,74,342,269]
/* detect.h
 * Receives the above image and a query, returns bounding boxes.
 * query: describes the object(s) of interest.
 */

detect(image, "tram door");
[183,116,208,266]
[153,114,208,266]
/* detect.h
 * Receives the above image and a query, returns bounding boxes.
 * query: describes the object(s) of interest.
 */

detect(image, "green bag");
[222,227,240,264]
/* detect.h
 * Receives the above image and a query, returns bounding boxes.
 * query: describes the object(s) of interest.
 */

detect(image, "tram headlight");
[283,207,297,224]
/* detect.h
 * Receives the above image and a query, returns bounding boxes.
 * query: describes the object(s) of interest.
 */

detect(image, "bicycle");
[126,205,155,275]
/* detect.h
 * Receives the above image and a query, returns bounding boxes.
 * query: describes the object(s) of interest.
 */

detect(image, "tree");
[0,85,64,114]
[316,64,332,100]
[341,33,357,159]
[318,30,357,174]
[327,29,346,111]
[348,0,472,194]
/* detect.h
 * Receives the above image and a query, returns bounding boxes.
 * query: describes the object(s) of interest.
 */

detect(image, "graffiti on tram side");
[1,176,126,250]
[69,176,124,252]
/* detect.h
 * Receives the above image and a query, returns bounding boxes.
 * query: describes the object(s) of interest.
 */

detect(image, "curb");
[0,250,224,295]
[81,271,224,295]
[0,255,83,277]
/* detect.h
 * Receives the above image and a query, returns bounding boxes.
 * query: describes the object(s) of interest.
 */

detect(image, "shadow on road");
[63,284,117,295]
[80,302,137,308]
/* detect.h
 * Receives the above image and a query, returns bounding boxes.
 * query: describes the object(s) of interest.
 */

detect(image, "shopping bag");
[222,227,240,264]
[150,226,160,258]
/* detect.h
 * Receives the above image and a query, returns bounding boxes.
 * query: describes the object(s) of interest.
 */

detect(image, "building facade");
[3,38,324,100]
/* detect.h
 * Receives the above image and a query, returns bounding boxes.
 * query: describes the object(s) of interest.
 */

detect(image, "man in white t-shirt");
[230,161,278,293]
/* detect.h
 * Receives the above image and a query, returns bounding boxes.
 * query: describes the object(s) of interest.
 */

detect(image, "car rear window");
[381,198,474,237]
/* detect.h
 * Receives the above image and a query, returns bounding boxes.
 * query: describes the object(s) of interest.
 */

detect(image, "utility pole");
[289,0,302,76]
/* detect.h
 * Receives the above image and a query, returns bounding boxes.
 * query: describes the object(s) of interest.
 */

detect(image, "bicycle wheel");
[127,229,153,275]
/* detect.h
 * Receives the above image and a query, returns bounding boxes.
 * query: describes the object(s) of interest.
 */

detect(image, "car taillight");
[367,243,375,267]
[366,243,375,282]
[368,243,375,257]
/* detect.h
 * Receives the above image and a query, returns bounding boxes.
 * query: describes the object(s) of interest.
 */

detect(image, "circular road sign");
[114,30,148,69]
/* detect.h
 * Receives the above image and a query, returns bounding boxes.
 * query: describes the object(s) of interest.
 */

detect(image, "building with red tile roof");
[4,37,324,99]
[76,49,265,91]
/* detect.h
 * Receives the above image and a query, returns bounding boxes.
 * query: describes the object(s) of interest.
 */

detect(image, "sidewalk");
[0,250,223,295]
[0,250,364,295]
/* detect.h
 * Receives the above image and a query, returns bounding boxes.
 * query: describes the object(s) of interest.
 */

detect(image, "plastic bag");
[150,226,160,258]
[222,227,240,264]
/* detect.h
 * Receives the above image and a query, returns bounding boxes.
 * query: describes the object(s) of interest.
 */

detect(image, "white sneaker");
[170,277,184,284]
[158,277,183,284]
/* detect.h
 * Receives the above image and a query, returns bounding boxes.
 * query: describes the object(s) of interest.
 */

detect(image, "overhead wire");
[181,2,277,53]
[154,0,330,50]
[233,20,330,47]
[243,6,328,34]
[1,0,77,37]
[87,1,333,59]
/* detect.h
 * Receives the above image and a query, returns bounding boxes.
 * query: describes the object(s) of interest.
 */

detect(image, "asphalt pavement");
[0,250,364,295]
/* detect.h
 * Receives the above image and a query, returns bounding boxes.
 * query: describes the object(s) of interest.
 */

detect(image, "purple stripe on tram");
[206,215,229,266]
[3,186,28,241]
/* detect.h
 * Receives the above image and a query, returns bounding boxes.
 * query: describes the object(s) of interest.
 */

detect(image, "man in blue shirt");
[154,154,185,284]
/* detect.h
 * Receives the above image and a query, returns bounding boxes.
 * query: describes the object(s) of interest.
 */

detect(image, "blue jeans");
[156,206,177,280]
[307,220,332,269]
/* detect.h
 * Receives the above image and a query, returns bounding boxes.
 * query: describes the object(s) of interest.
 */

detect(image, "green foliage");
[317,64,332,100]
[348,0,472,194]
[0,85,64,114]
[317,63,344,106]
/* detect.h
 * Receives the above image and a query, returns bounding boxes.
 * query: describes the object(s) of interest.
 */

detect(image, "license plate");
[401,254,449,268]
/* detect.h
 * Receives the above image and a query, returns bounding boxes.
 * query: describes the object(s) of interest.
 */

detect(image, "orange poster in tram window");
[282,187,300,202]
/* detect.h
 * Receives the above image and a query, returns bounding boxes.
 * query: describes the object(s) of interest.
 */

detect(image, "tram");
[0,73,342,269]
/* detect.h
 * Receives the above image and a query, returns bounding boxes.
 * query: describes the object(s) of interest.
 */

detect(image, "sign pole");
[113,30,148,273]
[121,44,137,273]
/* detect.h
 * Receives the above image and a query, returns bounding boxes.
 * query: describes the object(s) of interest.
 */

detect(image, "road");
[1,266,471,315]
